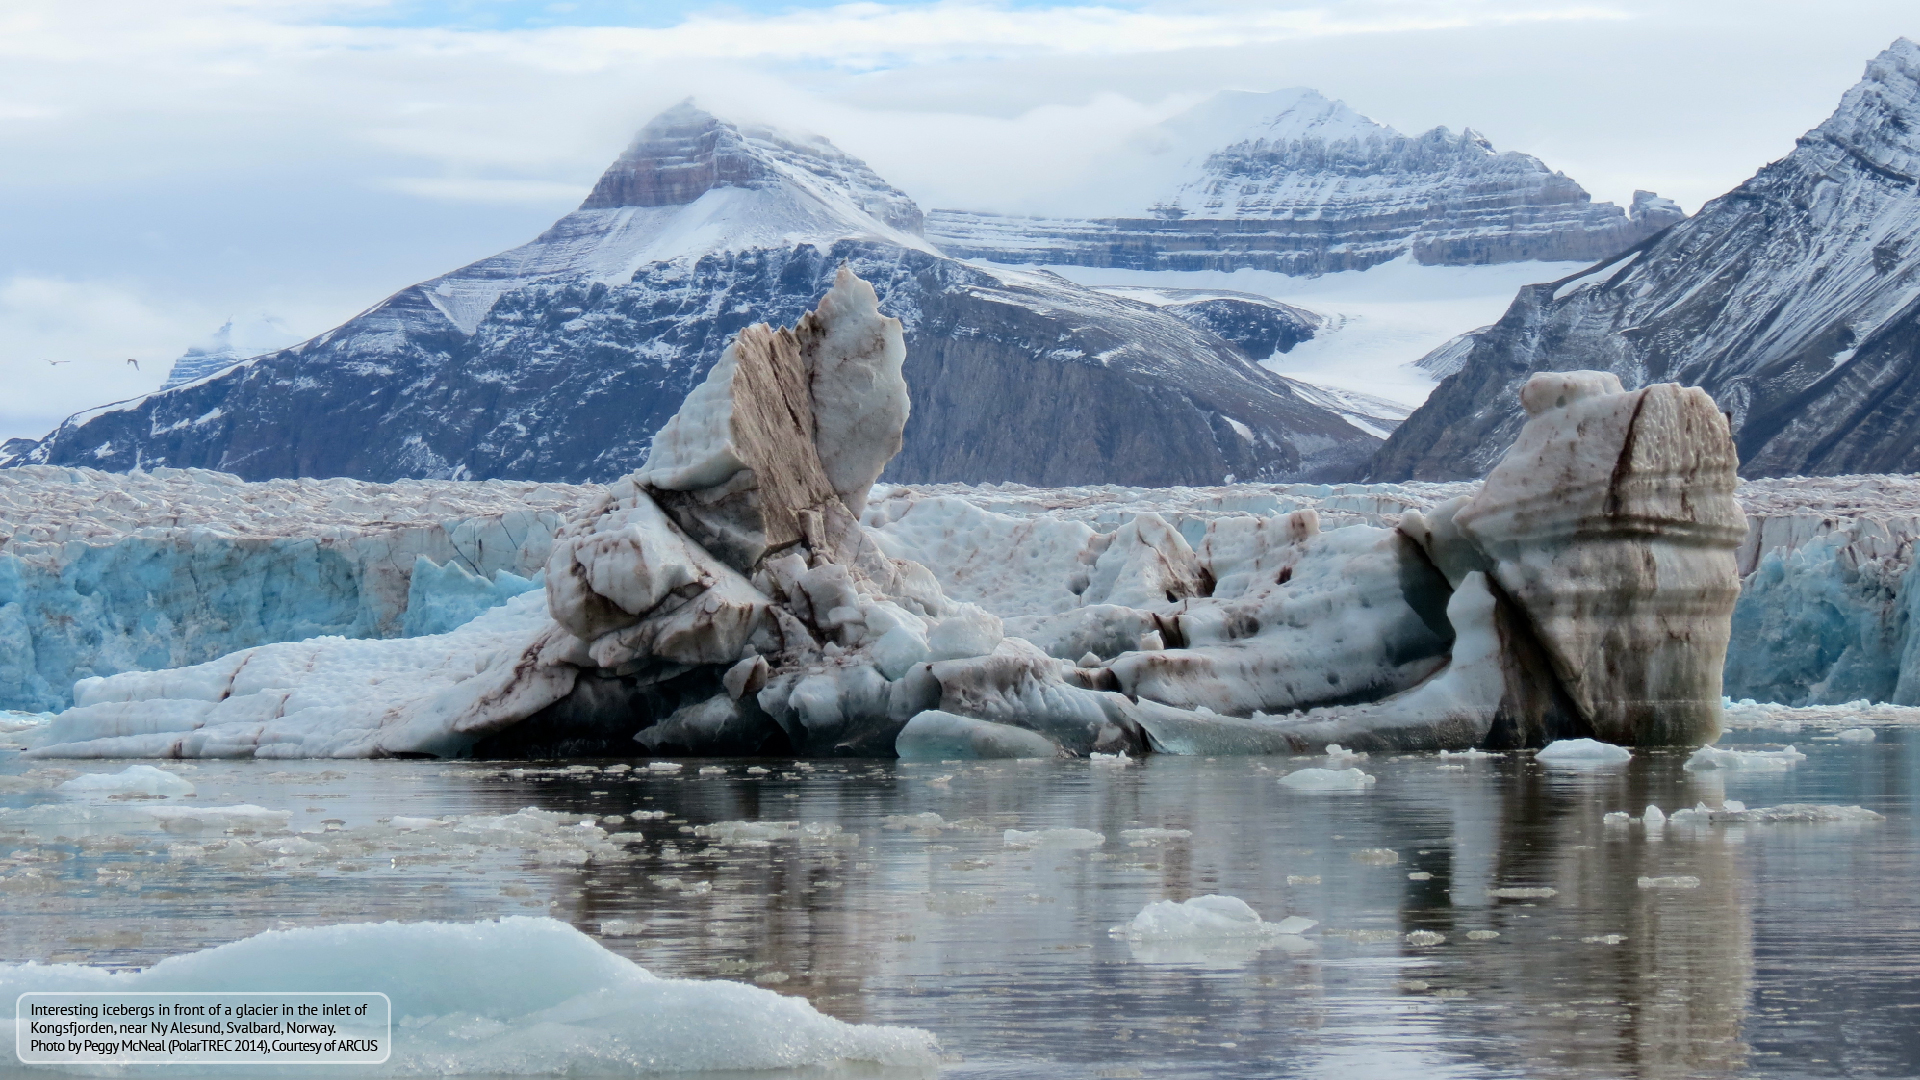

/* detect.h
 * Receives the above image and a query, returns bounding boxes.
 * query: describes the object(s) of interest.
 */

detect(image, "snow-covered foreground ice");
[0,918,938,1077]
[1,731,1914,1078]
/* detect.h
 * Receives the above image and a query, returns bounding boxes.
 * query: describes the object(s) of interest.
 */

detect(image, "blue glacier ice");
[0,466,579,712]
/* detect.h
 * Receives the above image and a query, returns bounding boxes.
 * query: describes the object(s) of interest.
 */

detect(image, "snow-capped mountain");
[926,88,1682,275]
[1372,39,1920,481]
[161,315,302,389]
[4,104,1376,486]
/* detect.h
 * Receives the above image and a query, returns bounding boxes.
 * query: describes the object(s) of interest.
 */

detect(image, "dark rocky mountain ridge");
[6,104,1378,487]
[1370,39,1920,482]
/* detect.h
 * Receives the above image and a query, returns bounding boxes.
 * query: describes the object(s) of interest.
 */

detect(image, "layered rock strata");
[19,279,1743,758]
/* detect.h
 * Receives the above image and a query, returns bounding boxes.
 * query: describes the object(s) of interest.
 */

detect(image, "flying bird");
[46,359,69,366]
[126,358,139,369]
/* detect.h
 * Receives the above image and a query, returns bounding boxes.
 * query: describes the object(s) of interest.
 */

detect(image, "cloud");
[0,276,193,443]
[376,176,590,203]
[1,0,1915,438]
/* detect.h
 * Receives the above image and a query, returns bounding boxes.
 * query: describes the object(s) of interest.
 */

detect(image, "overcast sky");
[2,0,1914,443]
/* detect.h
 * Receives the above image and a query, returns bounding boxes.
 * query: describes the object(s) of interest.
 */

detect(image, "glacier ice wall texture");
[0,467,578,711]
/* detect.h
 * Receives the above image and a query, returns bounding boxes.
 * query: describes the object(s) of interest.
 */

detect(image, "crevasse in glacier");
[18,269,1747,760]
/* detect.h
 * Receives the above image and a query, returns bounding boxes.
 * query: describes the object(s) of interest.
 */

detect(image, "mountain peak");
[1808,37,1920,183]
[581,100,923,235]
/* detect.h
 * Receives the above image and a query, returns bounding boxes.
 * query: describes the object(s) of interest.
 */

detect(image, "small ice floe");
[1535,739,1631,766]
[1324,744,1367,762]
[1350,848,1398,866]
[1090,751,1134,766]
[1466,930,1500,941]
[1113,895,1314,966]
[1116,895,1314,940]
[57,765,194,798]
[1668,802,1884,825]
[388,816,453,831]
[1004,828,1104,849]
[1837,727,1877,742]
[1582,934,1627,945]
[646,761,684,774]
[694,821,851,846]
[882,811,950,832]
[599,919,647,936]
[1486,887,1557,900]
[1637,875,1701,889]
[1438,748,1502,760]
[1404,930,1445,946]
[1278,767,1375,792]
[1684,745,1806,771]
[146,804,292,833]
[1120,828,1192,845]
[630,809,668,820]
[698,766,727,776]
[0,918,938,1073]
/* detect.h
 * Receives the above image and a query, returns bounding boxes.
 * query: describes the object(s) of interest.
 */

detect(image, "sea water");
[1,730,1914,1078]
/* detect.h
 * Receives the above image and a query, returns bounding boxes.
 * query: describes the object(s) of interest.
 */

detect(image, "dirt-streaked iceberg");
[20,268,1743,759]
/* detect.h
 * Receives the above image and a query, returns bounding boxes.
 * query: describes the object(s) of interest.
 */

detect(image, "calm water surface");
[2,730,1916,1079]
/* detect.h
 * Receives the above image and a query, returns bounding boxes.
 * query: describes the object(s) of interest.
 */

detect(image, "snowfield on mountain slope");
[1045,256,1590,409]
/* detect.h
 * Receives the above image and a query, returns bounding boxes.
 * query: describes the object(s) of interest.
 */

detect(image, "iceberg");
[16,271,1749,760]
[0,917,938,1075]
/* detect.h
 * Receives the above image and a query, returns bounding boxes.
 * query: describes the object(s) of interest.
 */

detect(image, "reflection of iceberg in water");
[1425,763,1753,1076]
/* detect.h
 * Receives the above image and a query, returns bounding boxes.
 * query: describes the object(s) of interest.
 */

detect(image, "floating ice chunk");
[1684,744,1806,771]
[882,811,949,831]
[389,816,452,830]
[630,809,668,820]
[1466,930,1500,940]
[1090,751,1134,766]
[1582,934,1627,945]
[1602,811,1631,825]
[1120,828,1193,843]
[692,820,848,845]
[1278,767,1376,791]
[1535,739,1631,766]
[1116,894,1315,941]
[1324,744,1367,761]
[1723,803,1885,823]
[0,917,937,1072]
[1637,875,1701,889]
[145,804,292,833]
[1643,805,1666,826]
[1837,727,1877,742]
[646,761,684,774]
[1351,848,1399,865]
[1486,887,1557,899]
[1004,827,1104,849]
[1438,748,1502,759]
[599,920,647,936]
[1404,930,1445,946]
[57,764,194,798]
[897,711,1059,761]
